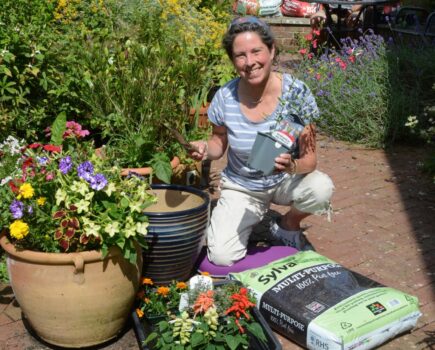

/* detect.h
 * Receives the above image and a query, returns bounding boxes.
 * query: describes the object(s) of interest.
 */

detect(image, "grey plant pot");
[247,132,291,176]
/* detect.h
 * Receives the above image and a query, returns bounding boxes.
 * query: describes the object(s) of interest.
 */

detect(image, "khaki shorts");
[207,170,334,266]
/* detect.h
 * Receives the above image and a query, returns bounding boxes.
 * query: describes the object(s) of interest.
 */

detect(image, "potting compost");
[230,251,421,350]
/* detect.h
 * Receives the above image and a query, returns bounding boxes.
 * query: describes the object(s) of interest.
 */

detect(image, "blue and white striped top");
[208,73,319,191]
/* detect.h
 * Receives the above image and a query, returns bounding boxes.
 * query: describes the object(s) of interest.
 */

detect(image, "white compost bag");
[230,251,421,350]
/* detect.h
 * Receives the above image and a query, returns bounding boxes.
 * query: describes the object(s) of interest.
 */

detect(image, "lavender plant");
[293,30,390,147]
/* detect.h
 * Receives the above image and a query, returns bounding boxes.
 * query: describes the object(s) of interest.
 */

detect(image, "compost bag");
[230,251,421,350]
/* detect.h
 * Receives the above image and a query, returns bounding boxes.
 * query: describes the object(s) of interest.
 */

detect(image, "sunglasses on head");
[229,16,268,30]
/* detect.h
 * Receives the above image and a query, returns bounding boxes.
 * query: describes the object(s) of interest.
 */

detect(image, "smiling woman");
[187,16,334,267]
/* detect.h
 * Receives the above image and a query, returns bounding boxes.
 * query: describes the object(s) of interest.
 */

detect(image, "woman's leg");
[271,170,334,247]
[207,178,271,266]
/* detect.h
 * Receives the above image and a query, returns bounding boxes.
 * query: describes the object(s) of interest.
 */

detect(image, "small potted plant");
[133,275,281,350]
[0,114,157,348]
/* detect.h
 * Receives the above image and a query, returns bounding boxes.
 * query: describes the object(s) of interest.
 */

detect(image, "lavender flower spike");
[77,161,94,181]
[89,173,108,191]
[10,200,25,219]
[59,156,73,174]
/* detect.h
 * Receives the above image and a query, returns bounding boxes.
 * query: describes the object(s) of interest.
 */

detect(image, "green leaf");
[191,332,205,347]
[50,112,67,146]
[246,322,267,343]
[116,237,125,249]
[2,66,12,77]
[226,335,241,350]
[144,332,159,344]
[101,245,108,258]
[150,156,172,184]
[120,197,129,208]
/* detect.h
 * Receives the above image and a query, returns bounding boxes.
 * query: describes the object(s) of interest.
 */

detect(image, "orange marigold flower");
[176,282,188,290]
[136,308,144,318]
[142,278,153,285]
[157,286,170,297]
[144,297,151,304]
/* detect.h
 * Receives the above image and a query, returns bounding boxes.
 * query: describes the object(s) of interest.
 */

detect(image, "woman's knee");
[207,245,246,266]
[295,171,334,212]
[309,171,334,203]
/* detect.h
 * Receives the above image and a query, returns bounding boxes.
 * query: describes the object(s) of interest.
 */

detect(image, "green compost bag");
[229,251,421,350]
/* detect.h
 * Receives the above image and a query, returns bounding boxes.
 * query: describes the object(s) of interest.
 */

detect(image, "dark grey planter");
[247,132,292,176]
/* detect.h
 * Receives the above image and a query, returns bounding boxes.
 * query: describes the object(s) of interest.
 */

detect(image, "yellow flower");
[157,286,170,297]
[9,220,29,240]
[17,183,34,199]
[37,197,46,206]
[176,282,187,290]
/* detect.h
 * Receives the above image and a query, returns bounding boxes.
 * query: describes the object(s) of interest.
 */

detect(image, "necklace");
[246,95,263,105]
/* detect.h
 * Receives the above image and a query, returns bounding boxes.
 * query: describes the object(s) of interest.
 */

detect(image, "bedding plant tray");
[132,277,281,350]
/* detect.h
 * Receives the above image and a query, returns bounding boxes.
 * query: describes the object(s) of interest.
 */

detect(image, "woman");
[190,16,334,267]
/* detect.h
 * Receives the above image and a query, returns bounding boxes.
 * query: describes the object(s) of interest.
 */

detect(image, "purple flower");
[77,161,94,181]
[89,173,107,191]
[59,156,73,174]
[10,200,24,219]
[37,157,49,165]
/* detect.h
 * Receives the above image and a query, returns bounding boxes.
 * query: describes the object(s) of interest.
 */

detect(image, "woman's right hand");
[189,140,208,161]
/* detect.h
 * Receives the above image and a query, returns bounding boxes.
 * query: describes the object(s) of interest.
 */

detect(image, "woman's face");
[232,31,275,86]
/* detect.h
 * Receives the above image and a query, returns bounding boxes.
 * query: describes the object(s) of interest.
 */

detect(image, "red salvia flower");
[43,144,62,153]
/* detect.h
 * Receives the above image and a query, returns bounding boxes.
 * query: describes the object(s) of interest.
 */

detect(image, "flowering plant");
[136,276,267,350]
[0,115,156,263]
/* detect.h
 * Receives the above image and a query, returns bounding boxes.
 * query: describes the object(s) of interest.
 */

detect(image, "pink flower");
[315,73,321,80]
[65,121,90,139]
[305,33,313,41]
[298,48,307,55]
[349,55,356,63]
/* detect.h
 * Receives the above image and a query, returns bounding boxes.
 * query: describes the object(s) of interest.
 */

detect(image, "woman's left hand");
[274,153,297,174]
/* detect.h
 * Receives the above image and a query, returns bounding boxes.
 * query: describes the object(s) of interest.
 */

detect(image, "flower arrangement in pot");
[134,275,278,350]
[0,113,157,348]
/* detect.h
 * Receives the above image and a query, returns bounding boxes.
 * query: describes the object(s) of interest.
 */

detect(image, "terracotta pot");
[120,156,180,177]
[0,235,142,348]
[189,103,210,129]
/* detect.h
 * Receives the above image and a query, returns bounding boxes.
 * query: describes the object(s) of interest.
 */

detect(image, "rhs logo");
[366,301,387,315]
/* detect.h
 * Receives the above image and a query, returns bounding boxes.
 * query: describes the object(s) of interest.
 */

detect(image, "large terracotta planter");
[0,235,142,348]
[142,184,210,284]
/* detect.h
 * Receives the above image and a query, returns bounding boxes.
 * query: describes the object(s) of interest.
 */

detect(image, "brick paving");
[1,136,434,349]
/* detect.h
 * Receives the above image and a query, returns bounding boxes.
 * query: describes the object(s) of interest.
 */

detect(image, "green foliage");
[386,44,435,145]
[0,253,9,284]
[1,0,233,183]
[140,280,267,350]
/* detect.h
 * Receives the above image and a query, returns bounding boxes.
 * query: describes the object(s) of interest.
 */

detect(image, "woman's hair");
[222,16,277,61]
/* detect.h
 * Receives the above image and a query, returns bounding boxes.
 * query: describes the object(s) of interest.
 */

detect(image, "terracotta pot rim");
[0,234,119,265]
[120,156,180,176]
